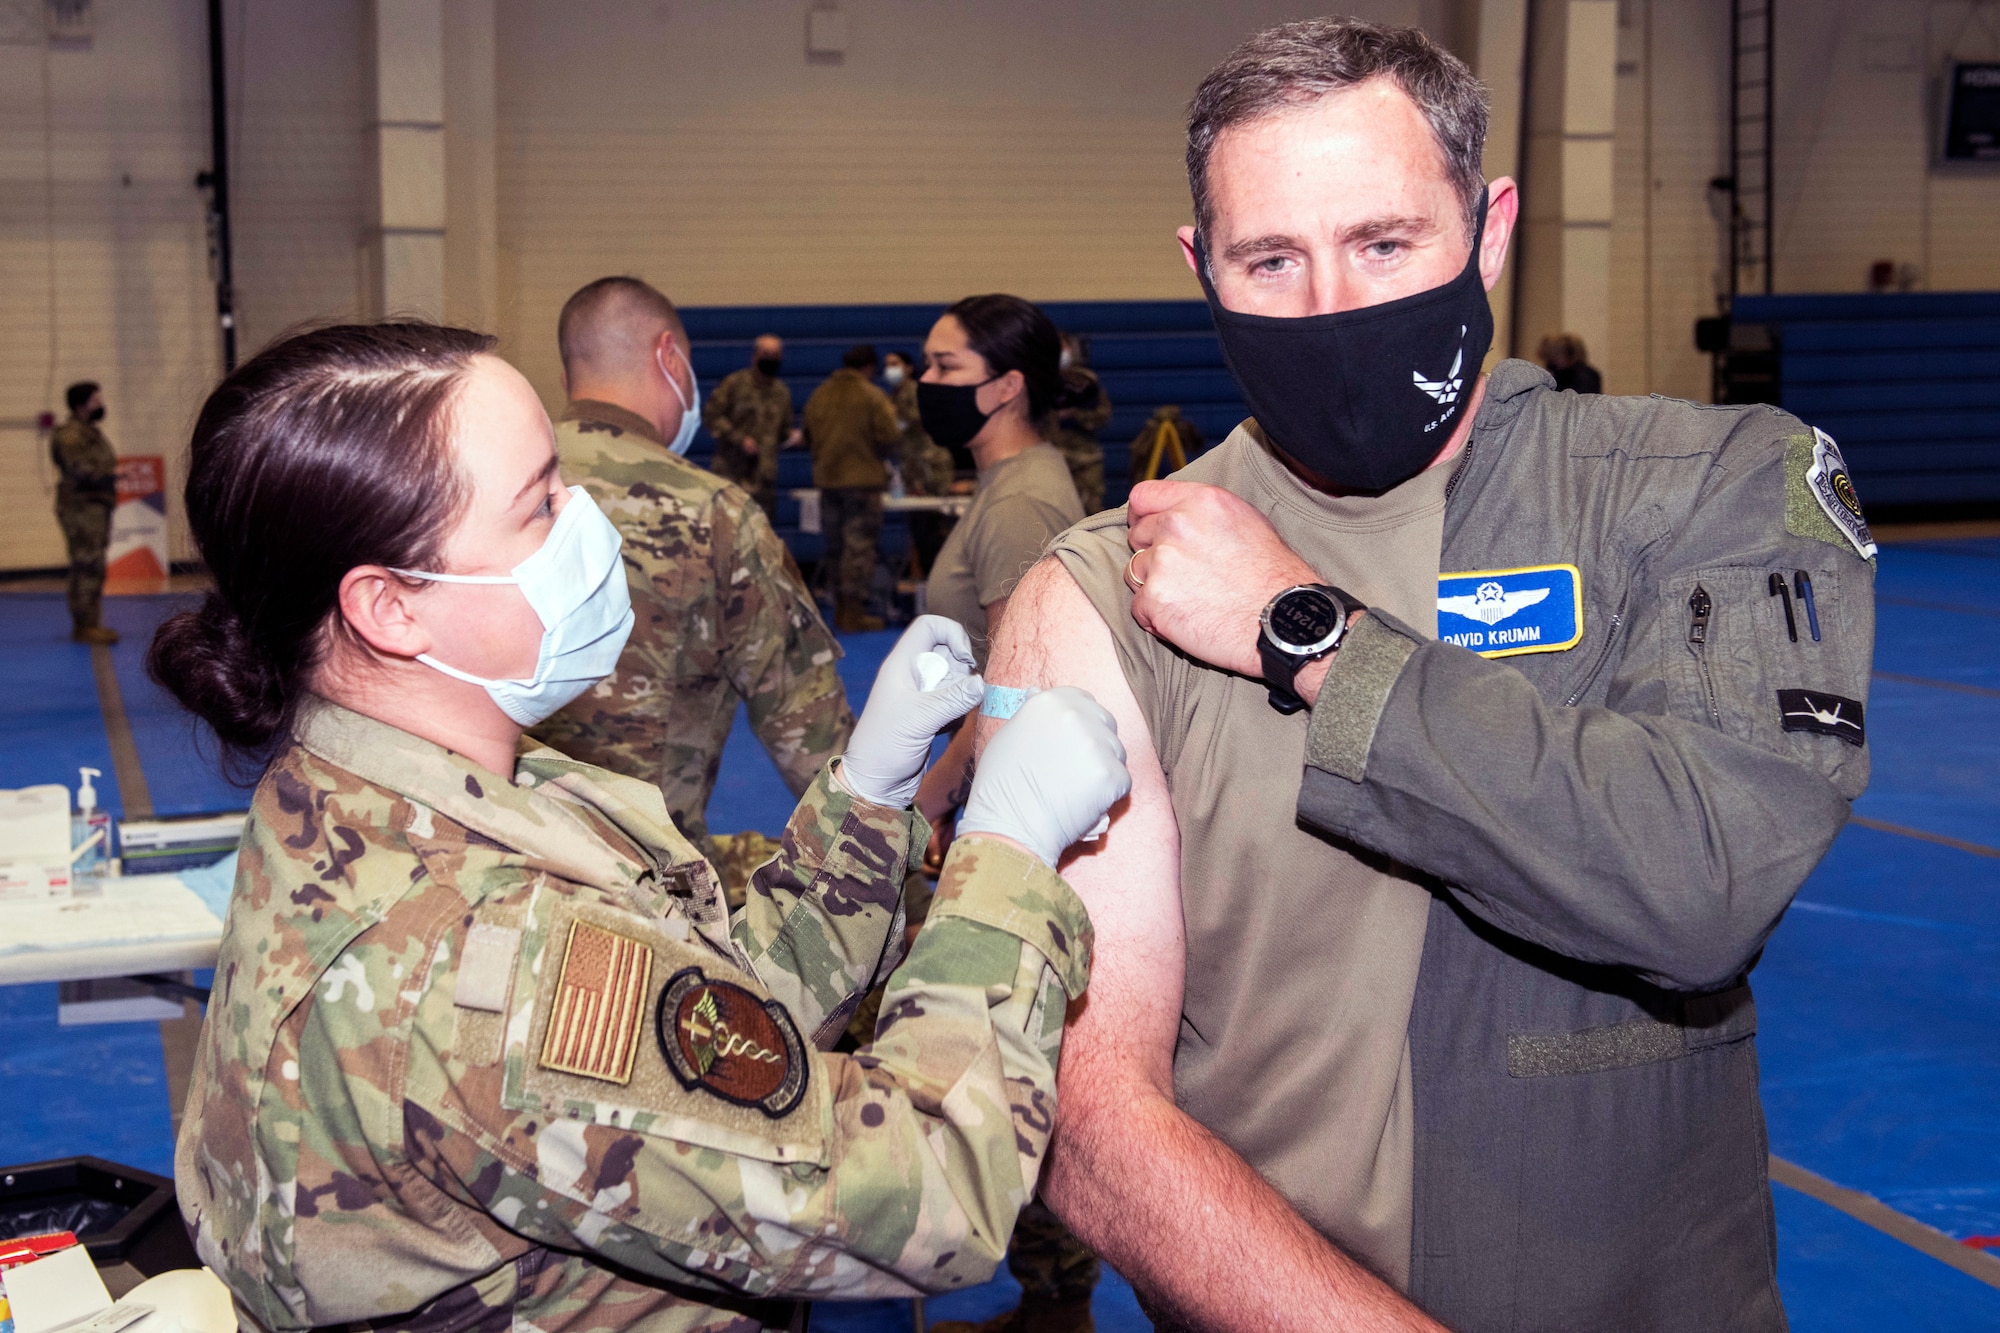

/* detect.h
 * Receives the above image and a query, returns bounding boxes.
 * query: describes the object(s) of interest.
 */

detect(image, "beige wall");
[487,0,1435,400]
[1536,0,2000,400]
[9,0,2000,569]
[0,0,217,570]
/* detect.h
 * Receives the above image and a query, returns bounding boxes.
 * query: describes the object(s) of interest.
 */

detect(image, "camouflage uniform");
[531,401,852,866]
[178,698,1093,1333]
[1051,368,1110,515]
[702,368,792,518]
[49,415,118,630]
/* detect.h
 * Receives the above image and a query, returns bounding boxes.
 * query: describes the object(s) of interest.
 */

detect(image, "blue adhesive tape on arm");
[980,685,1035,720]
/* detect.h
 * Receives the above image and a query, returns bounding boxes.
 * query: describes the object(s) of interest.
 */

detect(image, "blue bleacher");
[1732,292,2000,507]
[681,301,1249,561]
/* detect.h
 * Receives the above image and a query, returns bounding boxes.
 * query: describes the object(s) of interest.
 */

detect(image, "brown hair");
[148,322,492,769]
[1186,18,1489,240]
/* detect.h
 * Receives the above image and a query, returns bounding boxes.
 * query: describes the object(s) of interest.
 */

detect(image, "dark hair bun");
[147,322,493,774]
[148,595,289,760]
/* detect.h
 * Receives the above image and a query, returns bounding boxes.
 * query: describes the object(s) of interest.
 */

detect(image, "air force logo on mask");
[1438,564,1583,657]
[1413,326,1467,431]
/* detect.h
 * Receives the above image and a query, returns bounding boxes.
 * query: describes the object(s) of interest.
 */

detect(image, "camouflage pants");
[712,443,778,523]
[58,500,112,629]
[819,488,882,604]
[1054,432,1105,515]
[1008,1199,1100,1303]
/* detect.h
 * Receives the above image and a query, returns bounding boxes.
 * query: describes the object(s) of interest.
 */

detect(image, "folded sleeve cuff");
[1305,611,1423,783]
[927,835,1094,998]
[824,758,933,875]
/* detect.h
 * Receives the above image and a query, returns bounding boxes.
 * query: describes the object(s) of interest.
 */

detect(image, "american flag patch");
[538,920,653,1084]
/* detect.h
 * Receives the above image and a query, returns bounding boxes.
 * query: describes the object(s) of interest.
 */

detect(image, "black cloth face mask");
[1195,189,1493,493]
[917,377,996,469]
[755,356,782,377]
[88,405,106,423]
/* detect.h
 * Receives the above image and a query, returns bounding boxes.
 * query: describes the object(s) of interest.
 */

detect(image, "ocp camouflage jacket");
[178,699,1090,1333]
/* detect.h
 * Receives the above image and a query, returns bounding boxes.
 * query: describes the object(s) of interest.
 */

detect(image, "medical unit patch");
[656,967,809,1118]
[1438,563,1584,658]
[539,920,653,1085]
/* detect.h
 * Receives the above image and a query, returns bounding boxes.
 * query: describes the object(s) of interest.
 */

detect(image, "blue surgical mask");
[395,486,634,725]
[882,363,906,388]
[660,344,701,456]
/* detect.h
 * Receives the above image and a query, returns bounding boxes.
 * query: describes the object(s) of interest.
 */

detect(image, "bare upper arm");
[978,556,1184,1095]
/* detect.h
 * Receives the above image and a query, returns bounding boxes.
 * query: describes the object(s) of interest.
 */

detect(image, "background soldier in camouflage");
[1051,336,1111,515]
[530,279,852,902]
[50,380,120,644]
[883,350,959,577]
[702,334,796,520]
[803,345,901,632]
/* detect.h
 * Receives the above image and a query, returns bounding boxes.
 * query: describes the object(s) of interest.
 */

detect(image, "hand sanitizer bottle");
[72,766,112,890]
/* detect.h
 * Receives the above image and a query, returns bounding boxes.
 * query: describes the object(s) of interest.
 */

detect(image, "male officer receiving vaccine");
[985,17,1875,1332]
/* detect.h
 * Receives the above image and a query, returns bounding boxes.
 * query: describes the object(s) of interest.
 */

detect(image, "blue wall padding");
[1731,292,2000,505]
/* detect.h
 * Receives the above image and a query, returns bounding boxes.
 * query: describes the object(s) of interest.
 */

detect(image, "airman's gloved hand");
[841,616,984,808]
[957,687,1131,867]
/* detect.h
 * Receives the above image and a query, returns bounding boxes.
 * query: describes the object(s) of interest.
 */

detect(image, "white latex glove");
[841,616,985,808]
[957,687,1131,867]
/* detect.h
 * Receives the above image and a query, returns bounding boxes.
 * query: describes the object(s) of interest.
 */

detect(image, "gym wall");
[3,0,1998,572]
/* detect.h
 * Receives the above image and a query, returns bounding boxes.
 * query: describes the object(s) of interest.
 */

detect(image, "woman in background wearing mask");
[150,323,1128,1331]
[911,295,1085,854]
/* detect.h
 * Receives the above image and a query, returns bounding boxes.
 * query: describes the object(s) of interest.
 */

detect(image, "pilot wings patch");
[1438,582,1550,626]
[1437,564,1583,658]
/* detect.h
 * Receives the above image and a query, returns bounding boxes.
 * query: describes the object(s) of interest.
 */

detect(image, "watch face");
[1267,587,1341,653]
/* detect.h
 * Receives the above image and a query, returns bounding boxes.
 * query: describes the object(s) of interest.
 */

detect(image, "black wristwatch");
[1258,583,1365,715]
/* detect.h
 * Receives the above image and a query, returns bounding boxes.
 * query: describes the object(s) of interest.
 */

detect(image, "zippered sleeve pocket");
[1659,565,1872,798]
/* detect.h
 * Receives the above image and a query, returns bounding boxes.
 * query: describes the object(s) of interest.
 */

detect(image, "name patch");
[1438,564,1584,658]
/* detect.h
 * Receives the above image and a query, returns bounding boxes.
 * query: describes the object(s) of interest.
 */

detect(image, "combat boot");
[835,597,884,633]
[72,624,119,645]
[930,1295,1094,1333]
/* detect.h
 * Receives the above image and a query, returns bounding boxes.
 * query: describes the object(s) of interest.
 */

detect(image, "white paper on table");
[0,784,74,900]
[5,1245,112,1333]
[0,875,223,957]
[0,784,71,859]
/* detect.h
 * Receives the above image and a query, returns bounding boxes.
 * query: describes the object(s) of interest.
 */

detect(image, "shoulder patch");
[1787,429,1876,560]
[1777,688,1866,747]
[538,919,652,1084]
[1437,564,1583,657]
[657,967,808,1118]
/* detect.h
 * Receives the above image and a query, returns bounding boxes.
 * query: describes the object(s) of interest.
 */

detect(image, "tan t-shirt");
[927,441,1083,666]
[1051,423,1454,1288]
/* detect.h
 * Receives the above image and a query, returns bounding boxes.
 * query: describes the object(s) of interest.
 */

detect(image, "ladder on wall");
[1727,0,1775,297]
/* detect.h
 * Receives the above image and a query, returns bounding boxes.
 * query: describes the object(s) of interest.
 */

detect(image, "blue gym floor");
[3,539,1996,1329]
